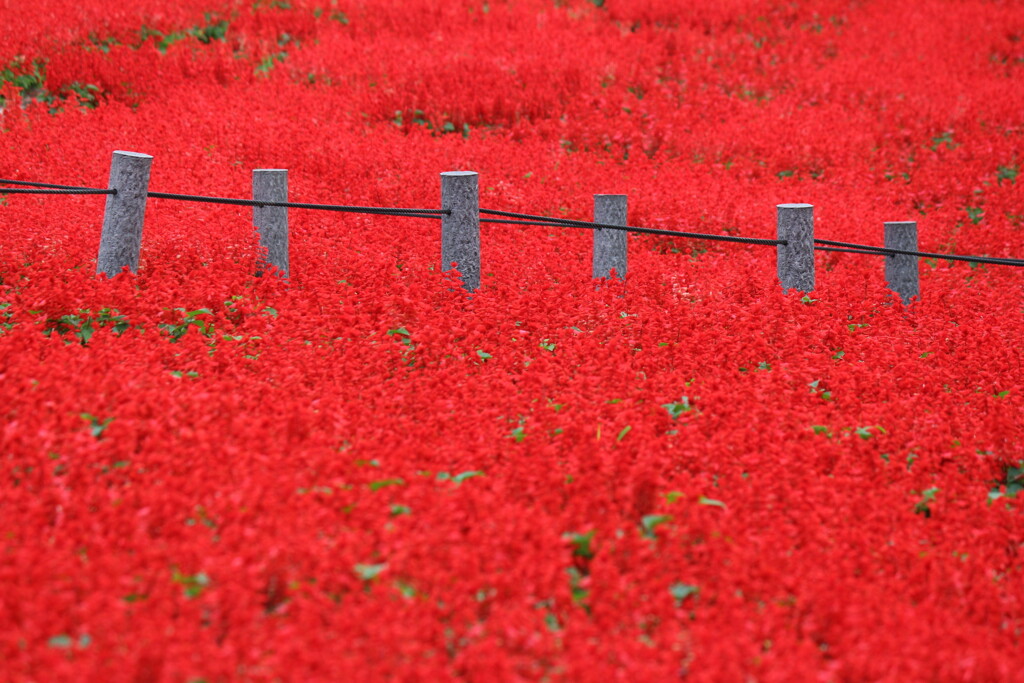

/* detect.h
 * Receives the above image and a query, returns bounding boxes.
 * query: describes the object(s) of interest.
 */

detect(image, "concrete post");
[593,194,627,280]
[253,169,289,278]
[776,203,815,294]
[441,171,480,292]
[885,221,919,304]
[97,151,152,276]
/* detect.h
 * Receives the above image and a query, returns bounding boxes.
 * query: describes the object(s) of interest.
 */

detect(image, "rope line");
[1,178,112,191]
[480,209,785,246]
[0,187,115,196]
[6,177,1020,266]
[147,191,448,218]
[815,238,1024,267]
[817,246,895,257]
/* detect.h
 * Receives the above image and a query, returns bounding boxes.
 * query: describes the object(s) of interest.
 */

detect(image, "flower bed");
[1,1,1022,679]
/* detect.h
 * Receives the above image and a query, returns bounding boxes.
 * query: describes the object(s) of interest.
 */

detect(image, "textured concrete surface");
[593,194,627,280]
[97,151,152,276]
[253,169,289,278]
[441,171,480,292]
[885,221,918,304]
[776,203,815,294]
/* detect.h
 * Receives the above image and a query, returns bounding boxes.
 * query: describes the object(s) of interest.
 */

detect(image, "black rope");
[0,187,115,195]
[815,238,1024,267]
[1,178,112,191]
[482,219,596,228]
[816,246,892,257]
[815,238,901,254]
[147,191,447,218]
[480,210,785,246]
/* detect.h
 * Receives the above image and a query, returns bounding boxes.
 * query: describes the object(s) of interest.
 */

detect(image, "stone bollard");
[593,194,628,280]
[776,203,815,294]
[884,221,919,304]
[97,151,152,276]
[253,169,289,278]
[441,171,480,292]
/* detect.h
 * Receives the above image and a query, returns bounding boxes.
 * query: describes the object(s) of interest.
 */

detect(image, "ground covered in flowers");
[1,0,1023,680]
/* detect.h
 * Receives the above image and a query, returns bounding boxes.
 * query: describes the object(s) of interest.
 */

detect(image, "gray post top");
[777,203,813,209]
[594,193,627,198]
[441,171,478,177]
[254,169,288,173]
[112,150,153,159]
[885,220,917,227]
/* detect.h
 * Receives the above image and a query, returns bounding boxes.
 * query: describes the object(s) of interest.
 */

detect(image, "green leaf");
[616,425,632,442]
[697,496,726,509]
[77,320,95,344]
[47,634,73,649]
[641,514,672,537]
[996,164,1018,185]
[452,470,484,484]
[663,491,685,504]
[988,462,1024,502]
[930,131,956,150]
[913,487,940,517]
[563,530,595,559]
[476,349,492,361]
[390,504,411,516]
[80,413,114,438]
[160,308,215,342]
[369,478,405,491]
[436,470,484,485]
[669,582,699,606]
[354,563,388,581]
[171,570,210,598]
[855,425,886,440]
[567,567,590,610]
[662,396,692,420]
[394,580,416,598]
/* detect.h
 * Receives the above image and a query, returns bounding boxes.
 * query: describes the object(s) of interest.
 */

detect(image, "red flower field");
[1,0,1023,680]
